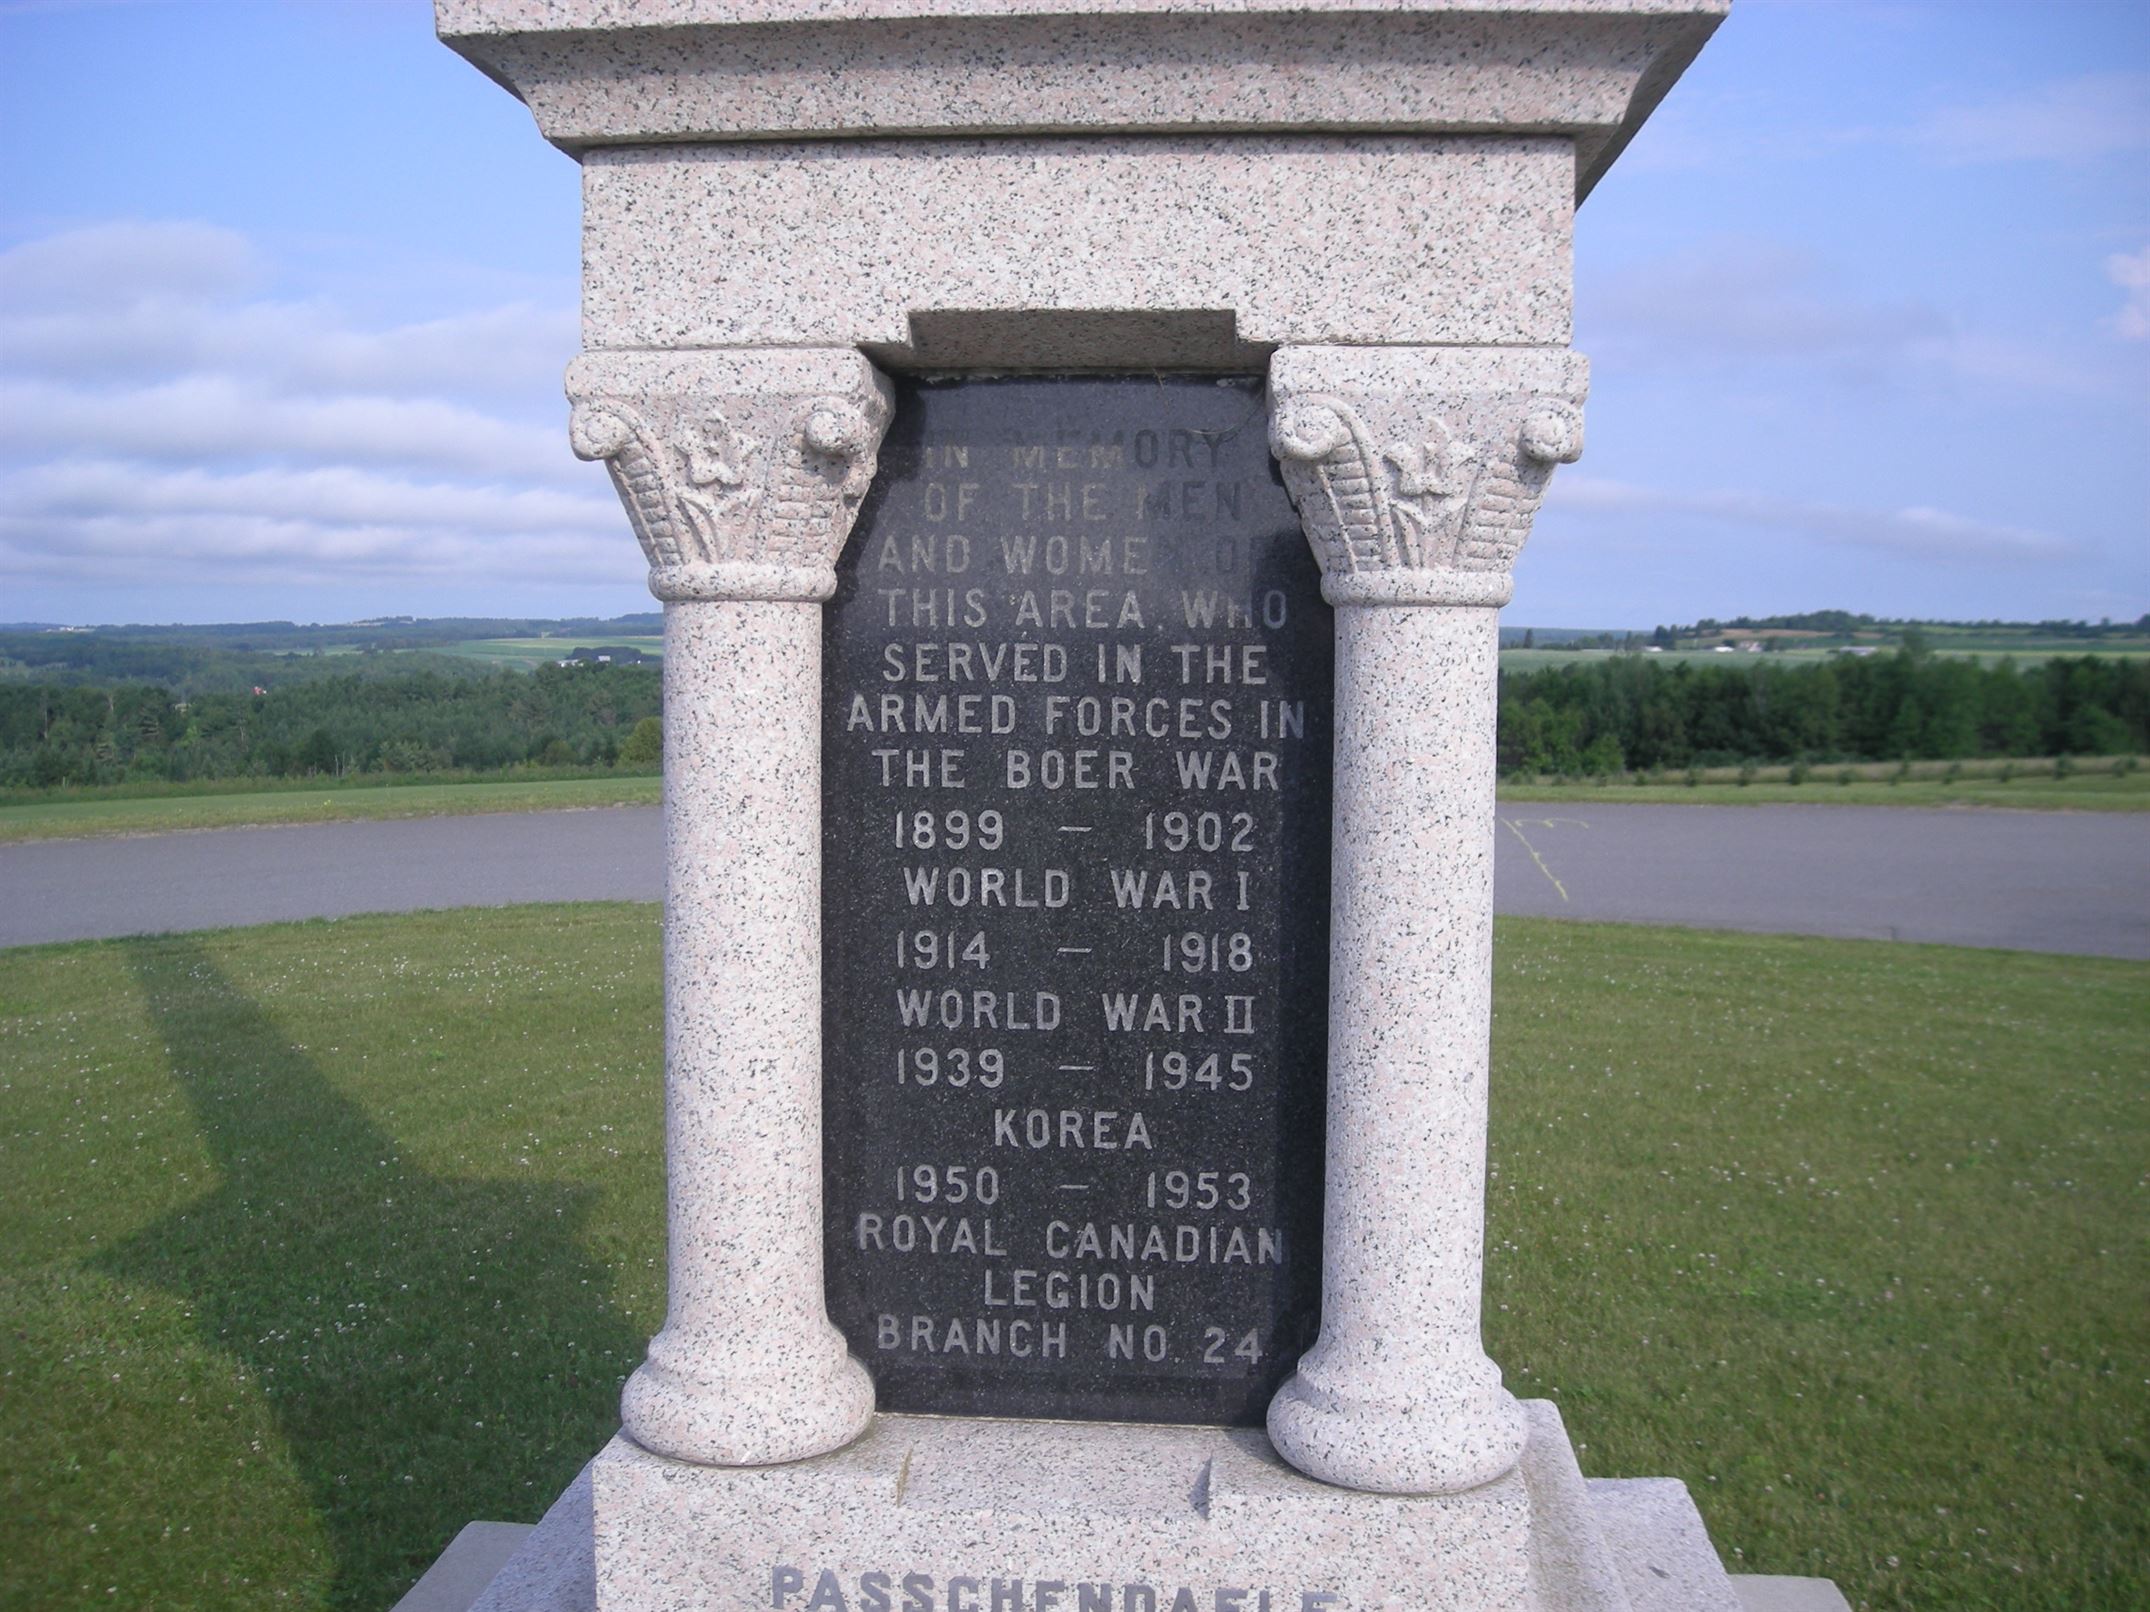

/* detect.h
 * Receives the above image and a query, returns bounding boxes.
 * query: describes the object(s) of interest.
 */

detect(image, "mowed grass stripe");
[1,909,2143,1610]
[0,774,663,843]
[4,764,2145,848]
[1501,767,2150,813]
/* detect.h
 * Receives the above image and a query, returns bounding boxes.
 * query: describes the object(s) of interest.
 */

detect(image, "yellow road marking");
[1500,816,1581,903]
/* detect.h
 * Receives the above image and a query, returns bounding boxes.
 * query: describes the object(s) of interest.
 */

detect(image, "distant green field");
[1,911,2142,1610]
[0,775,661,843]
[1502,648,1749,671]
[439,637,664,670]
[1500,644,2150,673]
[1892,628,2150,656]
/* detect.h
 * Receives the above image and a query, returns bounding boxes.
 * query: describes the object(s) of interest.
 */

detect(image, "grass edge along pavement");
[0,772,662,843]
[4,756,2147,844]
[1,907,2144,1611]
[1500,753,2150,811]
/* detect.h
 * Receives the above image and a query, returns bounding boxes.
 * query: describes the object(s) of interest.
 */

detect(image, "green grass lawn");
[0,774,662,843]
[2,910,2143,1610]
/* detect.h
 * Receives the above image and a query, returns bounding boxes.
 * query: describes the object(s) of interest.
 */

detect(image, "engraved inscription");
[823,378,1331,1426]
[772,1566,1343,1612]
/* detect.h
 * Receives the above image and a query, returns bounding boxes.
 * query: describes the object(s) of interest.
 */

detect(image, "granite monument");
[403,3,1847,1609]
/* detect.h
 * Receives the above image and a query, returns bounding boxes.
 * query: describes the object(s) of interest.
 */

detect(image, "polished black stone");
[821,376,1331,1426]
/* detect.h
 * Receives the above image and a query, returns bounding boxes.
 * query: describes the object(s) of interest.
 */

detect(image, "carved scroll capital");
[1268,347,1588,610]
[567,348,894,603]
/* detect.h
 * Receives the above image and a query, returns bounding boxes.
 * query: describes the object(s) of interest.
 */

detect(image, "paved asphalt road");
[2,802,2145,958]
[1488,803,2147,958]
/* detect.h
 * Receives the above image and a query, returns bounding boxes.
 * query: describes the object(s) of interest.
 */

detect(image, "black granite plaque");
[822,376,1331,1426]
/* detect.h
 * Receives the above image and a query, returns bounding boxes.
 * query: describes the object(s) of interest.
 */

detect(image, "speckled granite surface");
[1589,1481,1746,1612]
[449,1403,1776,1612]
[436,0,1729,198]
[1268,345,1589,609]
[416,2,1810,1605]
[564,347,895,1467]
[580,137,1574,358]
[1259,344,1585,1493]
[567,347,892,600]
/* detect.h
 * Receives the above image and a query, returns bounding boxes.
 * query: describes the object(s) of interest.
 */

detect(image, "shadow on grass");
[102,936,639,1609]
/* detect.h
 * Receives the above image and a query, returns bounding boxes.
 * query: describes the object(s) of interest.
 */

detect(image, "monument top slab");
[437,0,1727,198]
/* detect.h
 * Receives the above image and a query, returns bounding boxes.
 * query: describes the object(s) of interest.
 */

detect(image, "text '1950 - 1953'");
[822,377,1334,1427]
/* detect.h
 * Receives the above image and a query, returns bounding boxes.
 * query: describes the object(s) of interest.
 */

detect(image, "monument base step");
[402,1403,1841,1612]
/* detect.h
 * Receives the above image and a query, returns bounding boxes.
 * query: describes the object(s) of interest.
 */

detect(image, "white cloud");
[1586,241,1949,368]
[1915,71,2150,165]
[1583,237,2118,396]
[0,295,575,398]
[0,221,260,310]
[0,463,629,588]
[1548,475,2079,566]
[1618,102,1881,175]
[0,511,628,587]
[3,461,619,536]
[0,220,610,603]
[0,375,586,485]
[2107,246,2150,341]
[0,222,574,399]
[1621,71,2150,176]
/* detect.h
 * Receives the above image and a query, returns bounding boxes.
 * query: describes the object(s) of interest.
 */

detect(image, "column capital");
[568,347,894,603]
[1267,346,1588,610]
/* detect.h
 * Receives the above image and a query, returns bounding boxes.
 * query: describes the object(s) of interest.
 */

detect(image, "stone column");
[1263,345,1587,1495]
[567,348,894,1466]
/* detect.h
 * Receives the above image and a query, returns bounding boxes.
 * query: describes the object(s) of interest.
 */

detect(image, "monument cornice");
[437,0,1728,200]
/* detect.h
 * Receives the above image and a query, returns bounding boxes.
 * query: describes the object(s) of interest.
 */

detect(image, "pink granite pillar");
[568,347,893,1465]
[1265,345,1587,1494]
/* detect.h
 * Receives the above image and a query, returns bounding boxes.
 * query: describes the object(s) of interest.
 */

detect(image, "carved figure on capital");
[1267,347,1588,606]
[567,350,894,601]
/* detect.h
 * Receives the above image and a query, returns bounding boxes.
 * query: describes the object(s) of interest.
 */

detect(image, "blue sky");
[0,0,2143,629]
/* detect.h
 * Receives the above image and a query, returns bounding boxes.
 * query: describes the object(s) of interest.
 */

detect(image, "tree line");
[1666,610,2149,640]
[0,664,663,790]
[4,646,2144,794]
[1498,649,2149,778]
[0,616,662,696]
